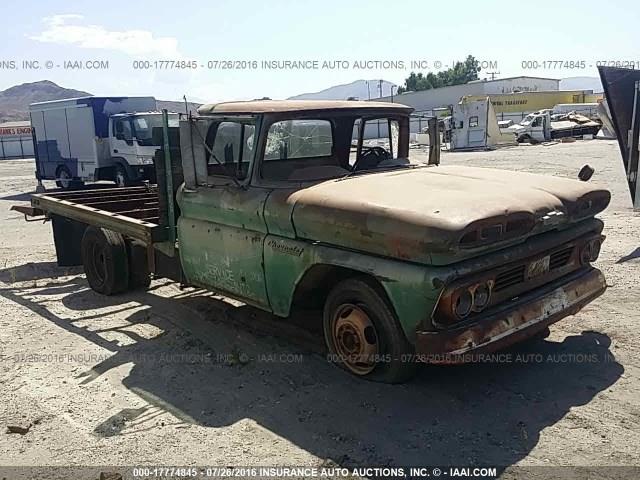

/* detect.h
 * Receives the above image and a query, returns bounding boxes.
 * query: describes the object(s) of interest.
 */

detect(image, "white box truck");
[29,96,179,189]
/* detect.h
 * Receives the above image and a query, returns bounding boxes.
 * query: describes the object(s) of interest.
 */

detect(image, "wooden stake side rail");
[30,186,167,245]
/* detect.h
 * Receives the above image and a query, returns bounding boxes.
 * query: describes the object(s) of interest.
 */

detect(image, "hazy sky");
[1,0,638,102]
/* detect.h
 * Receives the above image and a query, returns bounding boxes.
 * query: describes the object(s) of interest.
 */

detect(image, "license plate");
[527,255,550,279]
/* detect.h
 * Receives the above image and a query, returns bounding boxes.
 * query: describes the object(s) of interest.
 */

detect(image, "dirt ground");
[0,140,639,475]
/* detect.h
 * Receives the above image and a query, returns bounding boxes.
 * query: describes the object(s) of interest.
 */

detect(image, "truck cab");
[508,110,552,142]
[108,112,179,187]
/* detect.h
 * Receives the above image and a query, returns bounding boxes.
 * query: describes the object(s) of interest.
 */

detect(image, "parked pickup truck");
[13,100,610,383]
[507,109,602,143]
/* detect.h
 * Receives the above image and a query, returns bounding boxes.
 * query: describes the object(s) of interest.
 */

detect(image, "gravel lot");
[0,140,638,476]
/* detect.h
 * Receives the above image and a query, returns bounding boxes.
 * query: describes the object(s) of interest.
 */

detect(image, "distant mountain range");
[288,79,397,100]
[0,80,200,123]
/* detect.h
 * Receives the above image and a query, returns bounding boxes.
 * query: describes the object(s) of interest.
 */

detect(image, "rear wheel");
[323,277,417,383]
[81,227,129,295]
[55,166,83,190]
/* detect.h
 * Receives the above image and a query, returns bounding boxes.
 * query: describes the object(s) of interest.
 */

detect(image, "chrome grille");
[494,265,525,292]
[550,246,574,270]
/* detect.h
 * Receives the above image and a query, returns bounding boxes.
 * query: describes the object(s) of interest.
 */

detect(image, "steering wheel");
[354,146,390,171]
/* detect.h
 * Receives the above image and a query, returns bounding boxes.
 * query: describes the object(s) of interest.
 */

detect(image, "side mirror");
[578,164,595,182]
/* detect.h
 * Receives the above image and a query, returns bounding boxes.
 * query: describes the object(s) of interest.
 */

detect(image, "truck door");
[599,66,640,208]
[110,117,137,165]
[177,119,272,309]
[530,115,546,142]
[451,99,488,149]
[466,99,489,148]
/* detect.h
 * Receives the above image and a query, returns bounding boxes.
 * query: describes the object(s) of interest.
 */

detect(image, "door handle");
[113,149,118,153]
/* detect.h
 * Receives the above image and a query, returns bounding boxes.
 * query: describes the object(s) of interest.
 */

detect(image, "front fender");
[263,235,442,342]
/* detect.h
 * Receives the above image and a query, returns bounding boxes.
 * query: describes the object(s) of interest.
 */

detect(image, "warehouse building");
[0,121,34,159]
[381,76,560,110]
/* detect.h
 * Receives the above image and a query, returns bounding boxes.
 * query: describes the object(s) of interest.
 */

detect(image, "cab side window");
[206,121,255,180]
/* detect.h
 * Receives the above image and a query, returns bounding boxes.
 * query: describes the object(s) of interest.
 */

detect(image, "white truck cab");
[109,112,179,187]
[507,110,552,142]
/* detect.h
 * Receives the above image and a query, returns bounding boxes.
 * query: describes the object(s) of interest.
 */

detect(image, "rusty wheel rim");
[332,303,379,375]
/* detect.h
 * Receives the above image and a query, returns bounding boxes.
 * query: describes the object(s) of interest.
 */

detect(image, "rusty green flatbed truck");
[13,100,611,383]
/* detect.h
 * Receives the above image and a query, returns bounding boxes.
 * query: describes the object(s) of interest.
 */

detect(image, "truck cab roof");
[197,99,413,115]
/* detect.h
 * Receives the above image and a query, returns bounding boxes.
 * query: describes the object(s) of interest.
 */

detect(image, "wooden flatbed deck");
[20,185,168,245]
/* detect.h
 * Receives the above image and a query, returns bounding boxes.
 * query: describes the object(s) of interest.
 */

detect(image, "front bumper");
[414,267,606,363]
[130,164,155,181]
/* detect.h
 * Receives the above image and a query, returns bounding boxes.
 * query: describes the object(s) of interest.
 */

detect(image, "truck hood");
[290,165,610,265]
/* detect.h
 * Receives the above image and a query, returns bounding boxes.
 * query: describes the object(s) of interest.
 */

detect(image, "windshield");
[132,114,179,146]
[259,115,412,182]
[520,113,535,125]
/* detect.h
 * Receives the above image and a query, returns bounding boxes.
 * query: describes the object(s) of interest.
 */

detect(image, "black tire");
[55,165,83,190]
[323,277,417,383]
[127,239,152,290]
[81,227,129,295]
[114,164,130,188]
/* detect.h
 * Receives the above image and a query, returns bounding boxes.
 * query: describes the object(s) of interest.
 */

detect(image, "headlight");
[580,238,601,265]
[446,279,494,324]
[453,289,474,319]
[472,282,492,311]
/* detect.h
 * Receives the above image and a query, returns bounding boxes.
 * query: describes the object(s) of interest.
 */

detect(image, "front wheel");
[114,164,130,188]
[323,277,417,383]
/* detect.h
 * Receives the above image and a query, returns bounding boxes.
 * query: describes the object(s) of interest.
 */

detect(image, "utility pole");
[378,79,383,98]
[366,81,371,100]
[486,71,500,80]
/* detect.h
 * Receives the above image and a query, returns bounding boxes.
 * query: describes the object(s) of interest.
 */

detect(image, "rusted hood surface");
[290,166,610,265]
